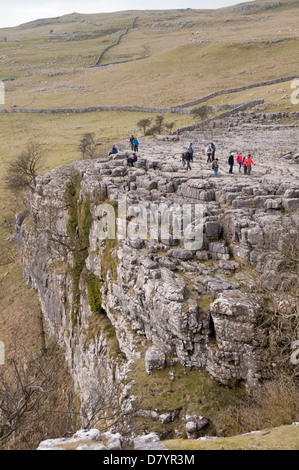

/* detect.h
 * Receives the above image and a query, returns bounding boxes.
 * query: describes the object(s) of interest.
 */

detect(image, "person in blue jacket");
[109,145,118,155]
[133,138,139,152]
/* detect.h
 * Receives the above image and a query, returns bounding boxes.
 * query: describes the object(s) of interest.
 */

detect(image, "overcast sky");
[0,0,248,28]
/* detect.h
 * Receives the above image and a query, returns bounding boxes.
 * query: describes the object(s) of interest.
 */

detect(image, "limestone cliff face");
[16,131,299,411]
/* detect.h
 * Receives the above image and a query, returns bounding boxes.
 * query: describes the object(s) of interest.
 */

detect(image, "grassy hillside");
[0,1,298,111]
[164,425,299,450]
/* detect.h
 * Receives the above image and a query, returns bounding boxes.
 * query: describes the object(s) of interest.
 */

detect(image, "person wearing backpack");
[228,152,234,174]
[133,138,139,152]
[206,144,212,163]
[188,143,194,162]
[126,153,134,167]
[184,150,192,170]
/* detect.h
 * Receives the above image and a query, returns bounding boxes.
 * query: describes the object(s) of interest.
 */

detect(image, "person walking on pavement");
[184,150,192,170]
[228,152,234,174]
[206,144,213,163]
[236,153,243,172]
[188,143,194,162]
[212,158,219,177]
[243,153,254,175]
[211,142,216,161]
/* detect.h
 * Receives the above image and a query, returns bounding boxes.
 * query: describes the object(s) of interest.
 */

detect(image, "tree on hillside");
[165,121,175,134]
[155,115,165,134]
[0,338,74,449]
[190,105,210,122]
[190,105,220,141]
[137,118,151,135]
[78,133,97,160]
[5,142,45,194]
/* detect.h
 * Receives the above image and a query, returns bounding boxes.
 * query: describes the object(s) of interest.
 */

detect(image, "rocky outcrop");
[16,120,299,432]
[37,428,167,450]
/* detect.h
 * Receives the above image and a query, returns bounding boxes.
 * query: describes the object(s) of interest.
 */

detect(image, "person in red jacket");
[236,153,243,173]
[243,154,254,175]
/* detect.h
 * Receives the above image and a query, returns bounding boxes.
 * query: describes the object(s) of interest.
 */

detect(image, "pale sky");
[0,0,250,28]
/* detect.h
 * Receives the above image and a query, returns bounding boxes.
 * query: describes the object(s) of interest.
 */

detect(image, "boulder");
[184,415,209,439]
[133,433,168,450]
[167,248,193,260]
[102,431,122,450]
[145,346,166,374]
[37,428,104,451]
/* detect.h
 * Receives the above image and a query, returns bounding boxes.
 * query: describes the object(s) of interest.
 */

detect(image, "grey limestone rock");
[219,260,240,270]
[102,431,123,450]
[133,433,168,450]
[17,125,299,428]
[184,415,209,439]
[145,346,166,374]
[167,248,193,260]
[37,429,104,451]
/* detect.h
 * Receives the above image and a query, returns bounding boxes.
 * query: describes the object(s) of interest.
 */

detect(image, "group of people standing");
[181,142,255,178]
[211,149,255,177]
[123,135,255,177]
[228,152,255,175]
[130,135,139,152]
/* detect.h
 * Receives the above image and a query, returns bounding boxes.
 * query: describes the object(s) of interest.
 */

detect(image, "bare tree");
[0,337,73,448]
[155,115,165,134]
[5,142,45,194]
[74,388,142,435]
[165,121,175,134]
[0,237,17,267]
[137,118,151,135]
[190,105,210,122]
[78,133,97,160]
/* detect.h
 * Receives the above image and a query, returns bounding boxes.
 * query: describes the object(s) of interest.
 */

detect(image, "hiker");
[188,143,194,162]
[236,153,243,172]
[206,144,213,163]
[228,152,234,174]
[243,154,254,175]
[184,151,192,170]
[181,152,186,168]
[132,152,138,164]
[211,142,216,161]
[212,158,219,177]
[109,145,118,155]
[133,138,139,152]
[129,135,135,150]
[127,154,134,167]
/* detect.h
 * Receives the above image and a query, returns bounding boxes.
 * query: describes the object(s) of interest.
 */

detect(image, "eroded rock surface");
[17,118,299,432]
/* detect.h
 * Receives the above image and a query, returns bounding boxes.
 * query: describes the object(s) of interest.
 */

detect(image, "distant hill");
[0,0,298,112]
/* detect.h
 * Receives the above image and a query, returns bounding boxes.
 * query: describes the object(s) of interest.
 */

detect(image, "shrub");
[215,376,299,437]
